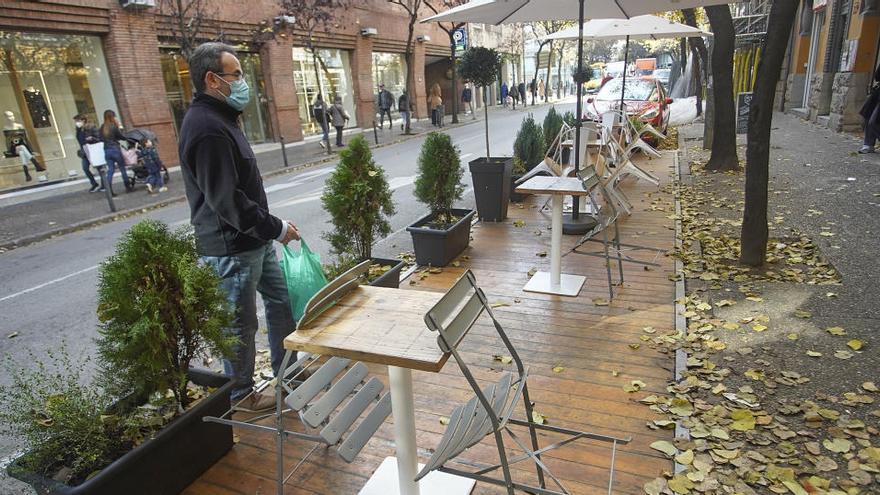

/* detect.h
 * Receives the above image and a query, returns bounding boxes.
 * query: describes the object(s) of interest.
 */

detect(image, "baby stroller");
[122,129,170,188]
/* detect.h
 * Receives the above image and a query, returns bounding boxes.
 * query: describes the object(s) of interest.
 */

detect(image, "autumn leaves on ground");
[635,133,879,495]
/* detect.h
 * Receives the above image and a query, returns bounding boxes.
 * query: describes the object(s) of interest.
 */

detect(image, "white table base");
[523,270,586,297]
[358,457,476,495]
[522,194,586,297]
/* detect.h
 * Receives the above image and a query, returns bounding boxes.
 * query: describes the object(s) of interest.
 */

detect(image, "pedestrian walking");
[462,83,475,120]
[329,95,350,147]
[510,82,519,109]
[312,93,330,149]
[428,83,443,127]
[100,110,132,197]
[518,81,526,106]
[398,91,412,131]
[377,84,394,129]
[500,82,509,108]
[859,64,880,154]
[74,115,102,192]
[178,42,300,412]
[138,139,166,194]
[538,78,545,101]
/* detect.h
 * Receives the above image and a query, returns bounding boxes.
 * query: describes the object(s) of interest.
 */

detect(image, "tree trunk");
[705,5,739,171]
[556,44,564,99]
[403,23,415,134]
[483,86,490,158]
[740,0,799,266]
[544,40,553,102]
[532,42,545,106]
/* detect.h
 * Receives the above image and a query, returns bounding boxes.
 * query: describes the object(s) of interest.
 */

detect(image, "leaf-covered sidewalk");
[638,116,879,495]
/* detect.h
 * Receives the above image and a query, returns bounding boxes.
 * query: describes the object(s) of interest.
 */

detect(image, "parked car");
[651,68,672,89]
[585,77,672,138]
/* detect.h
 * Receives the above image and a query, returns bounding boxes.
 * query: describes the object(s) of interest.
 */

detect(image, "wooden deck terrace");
[184,152,679,495]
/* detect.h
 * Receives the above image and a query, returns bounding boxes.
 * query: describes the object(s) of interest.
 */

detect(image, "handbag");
[121,146,139,166]
[84,142,106,167]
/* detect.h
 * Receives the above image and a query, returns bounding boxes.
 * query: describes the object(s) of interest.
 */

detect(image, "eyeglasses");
[215,71,245,80]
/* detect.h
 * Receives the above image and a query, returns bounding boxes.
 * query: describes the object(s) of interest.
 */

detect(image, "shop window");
[0,31,118,190]
[372,52,408,106]
[159,49,271,143]
[293,47,357,135]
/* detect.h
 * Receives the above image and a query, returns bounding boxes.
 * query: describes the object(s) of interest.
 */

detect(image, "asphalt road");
[0,100,574,492]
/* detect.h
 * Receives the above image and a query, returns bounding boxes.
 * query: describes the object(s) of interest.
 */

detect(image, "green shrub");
[414,132,465,224]
[562,111,577,128]
[96,220,235,410]
[513,114,545,175]
[321,135,396,261]
[542,107,564,156]
[0,349,128,486]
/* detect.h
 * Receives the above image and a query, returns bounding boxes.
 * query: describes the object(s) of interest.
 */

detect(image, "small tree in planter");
[4,220,238,495]
[97,220,235,410]
[511,114,546,202]
[320,135,402,287]
[458,46,511,222]
[407,132,473,267]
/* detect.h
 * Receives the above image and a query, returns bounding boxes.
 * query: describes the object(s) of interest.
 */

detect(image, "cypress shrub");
[513,114,545,174]
[414,132,465,224]
[321,135,396,261]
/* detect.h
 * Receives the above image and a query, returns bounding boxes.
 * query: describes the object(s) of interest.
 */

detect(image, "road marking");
[0,265,98,303]
[461,153,474,160]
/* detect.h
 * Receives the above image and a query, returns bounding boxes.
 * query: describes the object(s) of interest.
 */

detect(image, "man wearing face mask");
[178,42,300,412]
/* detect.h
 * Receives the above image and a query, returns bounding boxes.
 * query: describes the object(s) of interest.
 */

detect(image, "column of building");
[103,8,177,166]
[261,39,303,143]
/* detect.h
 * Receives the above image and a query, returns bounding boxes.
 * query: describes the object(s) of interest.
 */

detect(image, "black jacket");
[178,93,282,256]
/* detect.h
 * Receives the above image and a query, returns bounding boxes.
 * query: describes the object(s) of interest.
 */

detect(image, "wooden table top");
[284,285,449,373]
[515,176,589,196]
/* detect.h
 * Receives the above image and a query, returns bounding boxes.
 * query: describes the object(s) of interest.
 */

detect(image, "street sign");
[736,91,753,134]
[453,27,467,54]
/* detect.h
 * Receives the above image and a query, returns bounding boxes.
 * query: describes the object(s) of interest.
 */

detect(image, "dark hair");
[188,42,237,93]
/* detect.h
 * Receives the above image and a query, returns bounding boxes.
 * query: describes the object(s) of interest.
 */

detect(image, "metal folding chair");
[416,271,631,494]
[565,166,666,300]
[204,260,393,495]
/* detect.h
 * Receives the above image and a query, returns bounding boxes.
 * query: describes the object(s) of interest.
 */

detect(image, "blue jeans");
[81,155,100,188]
[146,165,164,188]
[105,147,130,191]
[202,243,294,400]
[401,111,410,129]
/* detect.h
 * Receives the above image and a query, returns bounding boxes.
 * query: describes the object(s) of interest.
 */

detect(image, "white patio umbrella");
[542,15,712,111]
[422,0,728,231]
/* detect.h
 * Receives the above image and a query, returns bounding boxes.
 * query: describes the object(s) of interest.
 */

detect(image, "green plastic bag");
[280,239,328,323]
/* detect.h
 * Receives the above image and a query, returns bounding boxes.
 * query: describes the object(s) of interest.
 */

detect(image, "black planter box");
[368,257,406,288]
[9,369,234,495]
[510,174,529,202]
[469,157,512,222]
[406,208,475,267]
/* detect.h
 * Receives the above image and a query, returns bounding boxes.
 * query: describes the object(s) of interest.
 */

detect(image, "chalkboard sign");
[736,92,753,134]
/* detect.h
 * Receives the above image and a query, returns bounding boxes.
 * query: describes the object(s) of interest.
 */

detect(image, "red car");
[585,77,672,137]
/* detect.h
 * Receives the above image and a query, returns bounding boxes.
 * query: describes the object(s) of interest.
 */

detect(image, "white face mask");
[75,121,84,128]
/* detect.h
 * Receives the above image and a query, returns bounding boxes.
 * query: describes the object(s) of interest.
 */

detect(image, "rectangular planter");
[9,369,234,495]
[406,208,475,267]
[469,157,512,222]
[368,257,406,288]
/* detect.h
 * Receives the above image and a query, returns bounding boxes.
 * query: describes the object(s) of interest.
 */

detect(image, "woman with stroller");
[100,109,132,196]
[138,139,167,194]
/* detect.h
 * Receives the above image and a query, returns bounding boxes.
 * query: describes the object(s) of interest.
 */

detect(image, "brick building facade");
[0,0,482,191]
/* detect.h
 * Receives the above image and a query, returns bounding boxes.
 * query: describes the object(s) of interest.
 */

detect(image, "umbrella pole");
[620,35,629,113]
[566,0,586,229]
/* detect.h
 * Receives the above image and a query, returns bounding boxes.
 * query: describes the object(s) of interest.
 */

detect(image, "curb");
[672,128,690,473]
